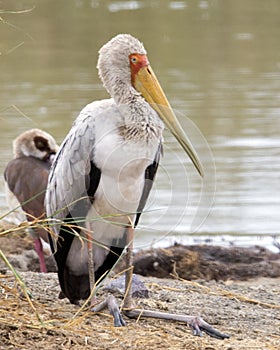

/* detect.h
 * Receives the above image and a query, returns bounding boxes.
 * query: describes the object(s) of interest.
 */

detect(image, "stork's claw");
[91,294,126,327]
[112,310,126,327]
[106,295,126,327]
[189,316,230,339]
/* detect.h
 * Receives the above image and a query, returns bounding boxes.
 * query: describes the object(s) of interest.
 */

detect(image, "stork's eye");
[130,56,138,64]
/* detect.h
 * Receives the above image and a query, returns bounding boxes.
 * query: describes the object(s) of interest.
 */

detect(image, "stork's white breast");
[93,114,159,216]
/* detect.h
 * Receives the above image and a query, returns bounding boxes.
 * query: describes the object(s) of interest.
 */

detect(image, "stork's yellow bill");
[130,53,204,177]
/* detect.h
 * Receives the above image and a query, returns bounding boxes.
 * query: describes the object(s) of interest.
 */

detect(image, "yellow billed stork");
[45,34,228,339]
[4,128,59,272]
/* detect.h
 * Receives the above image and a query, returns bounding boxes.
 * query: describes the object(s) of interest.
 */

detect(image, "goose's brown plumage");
[4,129,59,272]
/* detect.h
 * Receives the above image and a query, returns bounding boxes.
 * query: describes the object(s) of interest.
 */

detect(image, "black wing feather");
[50,161,101,303]
[134,143,162,227]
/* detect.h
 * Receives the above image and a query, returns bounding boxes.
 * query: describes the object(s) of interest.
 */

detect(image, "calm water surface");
[1,0,280,250]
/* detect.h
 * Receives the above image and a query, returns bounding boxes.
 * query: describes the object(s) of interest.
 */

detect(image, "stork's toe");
[112,310,126,327]
[190,317,230,339]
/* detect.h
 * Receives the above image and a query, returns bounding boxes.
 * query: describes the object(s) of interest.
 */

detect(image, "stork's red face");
[129,54,150,84]
[129,53,204,177]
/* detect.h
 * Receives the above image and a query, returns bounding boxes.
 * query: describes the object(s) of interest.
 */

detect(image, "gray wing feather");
[45,104,99,236]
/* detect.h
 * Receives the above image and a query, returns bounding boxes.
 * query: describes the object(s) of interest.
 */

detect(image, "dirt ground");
[0,228,280,349]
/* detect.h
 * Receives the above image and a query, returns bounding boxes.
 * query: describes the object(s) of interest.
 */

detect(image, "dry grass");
[1,219,280,349]
[0,269,280,349]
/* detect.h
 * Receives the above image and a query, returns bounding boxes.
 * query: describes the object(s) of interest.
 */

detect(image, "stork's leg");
[87,231,96,306]
[34,237,47,273]
[124,309,229,339]
[90,225,228,338]
[121,225,229,339]
[92,225,134,326]
[88,228,126,326]
[123,225,134,309]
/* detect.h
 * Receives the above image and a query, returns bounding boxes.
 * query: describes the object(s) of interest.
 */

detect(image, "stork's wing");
[134,142,162,227]
[45,104,105,302]
[45,108,101,238]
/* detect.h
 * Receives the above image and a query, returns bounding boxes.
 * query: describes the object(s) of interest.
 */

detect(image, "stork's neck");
[115,86,164,142]
[109,79,136,104]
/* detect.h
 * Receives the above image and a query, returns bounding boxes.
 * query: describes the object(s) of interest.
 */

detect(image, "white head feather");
[97,34,147,104]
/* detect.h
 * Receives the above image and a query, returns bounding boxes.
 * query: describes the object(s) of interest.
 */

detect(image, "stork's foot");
[124,309,229,340]
[188,316,230,339]
[91,294,126,327]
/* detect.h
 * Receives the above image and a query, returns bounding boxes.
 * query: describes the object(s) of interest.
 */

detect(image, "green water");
[1,0,280,249]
